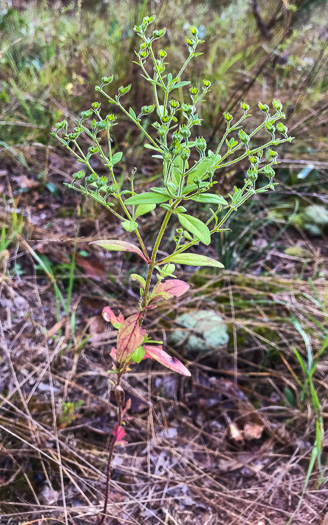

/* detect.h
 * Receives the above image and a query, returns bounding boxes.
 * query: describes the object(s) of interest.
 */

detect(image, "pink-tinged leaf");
[112,425,126,445]
[155,279,190,299]
[122,398,131,417]
[116,314,146,362]
[110,347,117,360]
[90,239,149,262]
[102,307,124,326]
[143,345,191,376]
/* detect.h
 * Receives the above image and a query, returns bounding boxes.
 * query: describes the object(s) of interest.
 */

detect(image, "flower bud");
[106,114,117,122]
[88,146,99,154]
[276,122,288,136]
[92,102,100,110]
[68,132,79,140]
[203,79,211,88]
[72,170,85,181]
[195,136,207,154]
[190,26,198,35]
[241,101,250,111]
[170,99,179,109]
[190,86,199,95]
[249,155,257,164]
[140,50,149,58]
[56,119,68,131]
[80,109,93,120]
[140,43,147,50]
[266,121,275,134]
[182,103,193,115]
[153,28,166,39]
[268,149,278,158]
[186,38,194,47]
[141,104,155,115]
[264,165,275,178]
[159,49,167,58]
[259,102,269,112]
[118,84,132,96]
[172,131,182,142]
[96,177,107,189]
[158,126,167,137]
[180,125,191,138]
[247,168,258,182]
[162,115,170,123]
[224,112,233,122]
[101,75,113,84]
[85,173,98,185]
[238,129,249,144]
[96,120,108,131]
[181,148,190,161]
[273,99,283,112]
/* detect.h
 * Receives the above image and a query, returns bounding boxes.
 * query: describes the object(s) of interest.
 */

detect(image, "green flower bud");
[92,102,100,110]
[247,168,258,182]
[140,43,147,50]
[195,136,207,154]
[190,86,199,95]
[238,129,249,144]
[72,170,85,181]
[276,122,288,136]
[73,126,83,134]
[266,121,275,134]
[170,99,179,109]
[68,132,79,140]
[186,38,194,47]
[101,75,113,84]
[190,26,198,35]
[85,173,98,185]
[133,25,141,33]
[172,131,182,142]
[80,110,93,120]
[269,149,278,158]
[96,177,107,189]
[264,165,275,178]
[241,101,250,111]
[182,104,193,115]
[249,155,257,164]
[140,51,149,59]
[141,104,155,115]
[203,79,211,88]
[158,126,167,137]
[259,102,269,112]
[159,49,167,58]
[106,114,117,122]
[153,28,166,39]
[273,99,283,112]
[162,115,170,123]
[224,112,233,122]
[180,125,191,138]
[88,146,99,154]
[118,84,132,96]
[56,119,68,131]
[181,148,190,161]
[96,120,108,131]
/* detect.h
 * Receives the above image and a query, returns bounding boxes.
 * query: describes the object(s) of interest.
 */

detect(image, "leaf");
[155,279,190,299]
[117,314,146,362]
[144,143,163,152]
[135,204,156,218]
[124,192,170,205]
[130,346,146,363]
[143,345,191,376]
[122,220,138,232]
[172,155,187,187]
[191,194,228,205]
[177,214,211,245]
[163,252,224,268]
[75,253,106,281]
[130,273,146,288]
[112,152,123,165]
[129,107,136,120]
[112,425,127,445]
[102,307,124,325]
[186,157,213,185]
[90,239,148,262]
[170,81,191,90]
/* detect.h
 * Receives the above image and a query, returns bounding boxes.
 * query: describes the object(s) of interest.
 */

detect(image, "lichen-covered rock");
[170,309,229,354]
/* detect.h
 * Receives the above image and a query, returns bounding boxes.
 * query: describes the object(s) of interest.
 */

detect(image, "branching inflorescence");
[52,15,293,521]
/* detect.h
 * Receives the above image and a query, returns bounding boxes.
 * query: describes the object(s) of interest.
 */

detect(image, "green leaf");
[122,220,138,232]
[130,346,146,363]
[163,252,224,268]
[177,214,211,245]
[112,152,123,165]
[150,187,171,196]
[144,143,163,152]
[170,81,191,90]
[190,194,228,205]
[125,192,170,205]
[186,157,213,185]
[130,273,146,288]
[135,204,156,218]
[129,107,137,120]
[172,155,187,187]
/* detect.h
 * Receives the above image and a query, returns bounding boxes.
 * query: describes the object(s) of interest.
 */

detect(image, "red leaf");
[116,314,146,362]
[110,347,117,360]
[75,253,106,281]
[112,425,126,444]
[143,345,191,376]
[102,307,124,325]
[90,239,150,262]
[155,279,190,299]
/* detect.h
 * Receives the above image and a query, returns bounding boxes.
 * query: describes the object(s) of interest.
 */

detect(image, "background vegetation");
[0,0,327,523]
